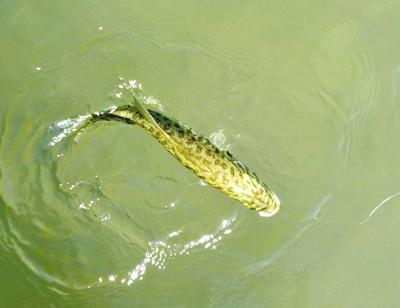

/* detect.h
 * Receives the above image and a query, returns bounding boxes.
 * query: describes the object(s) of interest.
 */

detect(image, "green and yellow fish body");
[91,103,280,217]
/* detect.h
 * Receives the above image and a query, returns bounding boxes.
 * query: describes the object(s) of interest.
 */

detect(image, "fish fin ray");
[132,97,164,132]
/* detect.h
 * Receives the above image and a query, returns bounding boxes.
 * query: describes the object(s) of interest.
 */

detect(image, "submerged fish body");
[91,104,280,217]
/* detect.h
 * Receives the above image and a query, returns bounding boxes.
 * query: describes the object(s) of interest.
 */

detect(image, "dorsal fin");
[130,97,213,173]
[132,96,163,131]
[131,96,184,147]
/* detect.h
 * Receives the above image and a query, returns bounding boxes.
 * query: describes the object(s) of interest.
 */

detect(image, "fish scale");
[91,104,280,217]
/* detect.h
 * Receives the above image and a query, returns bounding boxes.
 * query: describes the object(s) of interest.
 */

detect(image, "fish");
[88,98,280,217]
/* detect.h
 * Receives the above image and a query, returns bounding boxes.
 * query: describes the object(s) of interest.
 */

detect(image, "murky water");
[2,1,400,307]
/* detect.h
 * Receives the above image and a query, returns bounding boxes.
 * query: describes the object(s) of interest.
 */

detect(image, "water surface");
[1,1,400,307]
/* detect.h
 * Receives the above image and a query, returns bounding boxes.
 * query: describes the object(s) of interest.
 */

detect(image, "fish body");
[91,104,280,217]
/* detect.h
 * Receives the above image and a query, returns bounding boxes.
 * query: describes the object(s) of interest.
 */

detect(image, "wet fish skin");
[91,105,280,217]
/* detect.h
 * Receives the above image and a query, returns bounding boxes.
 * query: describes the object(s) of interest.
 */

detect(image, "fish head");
[257,190,280,217]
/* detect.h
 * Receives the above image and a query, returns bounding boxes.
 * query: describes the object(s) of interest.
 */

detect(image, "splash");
[113,77,165,112]
[92,214,237,287]
[49,114,91,146]
[49,78,164,148]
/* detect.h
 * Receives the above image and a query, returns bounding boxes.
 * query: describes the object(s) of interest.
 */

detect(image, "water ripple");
[360,191,400,224]
[91,214,237,288]
[312,17,380,174]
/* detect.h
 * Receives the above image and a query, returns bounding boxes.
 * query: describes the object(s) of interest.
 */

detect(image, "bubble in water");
[210,129,227,149]
[100,213,111,222]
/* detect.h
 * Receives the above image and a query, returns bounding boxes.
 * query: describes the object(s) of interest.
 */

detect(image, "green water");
[1,1,400,307]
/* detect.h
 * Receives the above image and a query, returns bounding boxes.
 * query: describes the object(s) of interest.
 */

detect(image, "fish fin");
[131,96,178,144]
[132,96,163,131]
[131,97,199,160]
